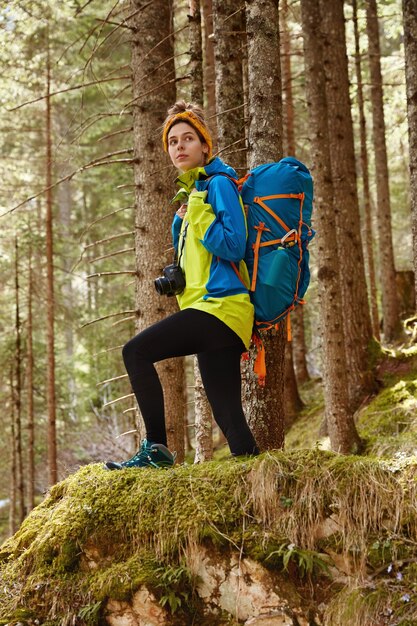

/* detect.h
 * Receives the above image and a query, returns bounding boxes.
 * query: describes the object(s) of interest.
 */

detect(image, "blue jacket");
[171,157,254,348]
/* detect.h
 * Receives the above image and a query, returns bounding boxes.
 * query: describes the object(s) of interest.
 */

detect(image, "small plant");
[154,564,193,614]
[78,601,103,625]
[266,542,332,578]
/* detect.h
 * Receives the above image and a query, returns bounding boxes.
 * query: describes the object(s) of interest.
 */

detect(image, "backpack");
[239,157,315,332]
[208,156,315,384]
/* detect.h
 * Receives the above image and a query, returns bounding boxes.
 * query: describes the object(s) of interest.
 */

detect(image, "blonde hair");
[162,100,213,160]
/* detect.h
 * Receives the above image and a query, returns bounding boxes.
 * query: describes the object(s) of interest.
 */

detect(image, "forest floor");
[286,340,417,461]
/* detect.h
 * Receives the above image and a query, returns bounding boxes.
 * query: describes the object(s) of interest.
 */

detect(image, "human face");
[167,122,208,172]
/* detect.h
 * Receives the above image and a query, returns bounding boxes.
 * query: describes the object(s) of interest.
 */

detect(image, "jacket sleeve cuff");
[187,191,216,240]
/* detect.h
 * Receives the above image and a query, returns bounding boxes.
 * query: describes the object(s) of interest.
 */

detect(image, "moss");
[1,451,416,624]
[324,559,417,625]
[357,374,417,458]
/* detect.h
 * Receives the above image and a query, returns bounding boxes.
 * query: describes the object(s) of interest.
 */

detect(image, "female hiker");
[105,101,259,470]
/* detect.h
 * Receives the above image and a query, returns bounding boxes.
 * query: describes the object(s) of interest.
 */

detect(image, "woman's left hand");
[176,204,188,219]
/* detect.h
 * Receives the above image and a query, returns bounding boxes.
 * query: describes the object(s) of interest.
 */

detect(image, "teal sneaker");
[105,439,175,471]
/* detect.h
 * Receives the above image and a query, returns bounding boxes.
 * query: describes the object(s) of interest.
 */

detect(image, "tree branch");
[89,247,135,263]
[86,270,137,279]
[81,310,136,328]
[9,75,131,112]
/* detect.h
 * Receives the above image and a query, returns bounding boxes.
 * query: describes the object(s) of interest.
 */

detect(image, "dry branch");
[103,393,134,408]
[96,374,129,387]
[97,126,133,142]
[2,158,135,217]
[89,247,135,263]
[86,270,137,279]
[84,231,135,249]
[9,75,131,112]
[111,315,136,327]
[81,310,136,328]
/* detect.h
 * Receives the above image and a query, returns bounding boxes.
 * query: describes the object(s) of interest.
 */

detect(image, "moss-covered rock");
[0,451,416,625]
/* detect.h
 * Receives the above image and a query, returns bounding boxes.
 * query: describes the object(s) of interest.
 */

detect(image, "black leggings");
[122,308,258,455]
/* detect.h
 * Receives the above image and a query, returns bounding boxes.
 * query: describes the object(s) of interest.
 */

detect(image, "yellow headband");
[162,111,213,159]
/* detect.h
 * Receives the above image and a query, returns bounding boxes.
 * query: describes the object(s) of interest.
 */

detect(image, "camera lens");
[154,277,171,296]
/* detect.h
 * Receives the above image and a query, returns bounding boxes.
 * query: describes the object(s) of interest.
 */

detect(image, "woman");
[105,101,259,470]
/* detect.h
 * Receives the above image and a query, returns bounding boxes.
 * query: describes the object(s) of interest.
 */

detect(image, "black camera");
[154,263,186,297]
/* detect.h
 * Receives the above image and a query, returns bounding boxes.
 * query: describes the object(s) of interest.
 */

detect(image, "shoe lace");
[124,439,154,466]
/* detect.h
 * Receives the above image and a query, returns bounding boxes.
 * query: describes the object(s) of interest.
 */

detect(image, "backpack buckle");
[280,228,298,246]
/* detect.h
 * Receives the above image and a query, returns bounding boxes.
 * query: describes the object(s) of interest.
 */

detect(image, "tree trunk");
[201,0,217,146]
[300,0,361,454]
[45,32,58,486]
[320,0,375,411]
[212,0,247,173]
[244,0,285,452]
[27,243,35,513]
[14,238,25,524]
[353,0,380,341]
[9,368,17,537]
[188,0,212,459]
[281,0,310,386]
[188,0,204,105]
[284,346,304,429]
[281,0,295,157]
[130,0,185,462]
[402,0,417,311]
[366,0,400,342]
[193,358,213,462]
[291,307,310,384]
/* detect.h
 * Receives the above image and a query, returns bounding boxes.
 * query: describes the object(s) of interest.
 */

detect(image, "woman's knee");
[122,333,146,368]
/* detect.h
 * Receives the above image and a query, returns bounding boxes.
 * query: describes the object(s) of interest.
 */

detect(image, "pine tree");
[244,0,286,451]
[300,0,361,454]
[402,0,417,309]
[130,0,185,461]
[366,0,400,341]
[320,0,375,410]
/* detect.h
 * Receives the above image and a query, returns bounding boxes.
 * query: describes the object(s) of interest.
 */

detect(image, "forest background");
[0,0,416,546]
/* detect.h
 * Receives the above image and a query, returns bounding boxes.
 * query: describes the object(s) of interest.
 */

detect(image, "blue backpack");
[239,157,315,332]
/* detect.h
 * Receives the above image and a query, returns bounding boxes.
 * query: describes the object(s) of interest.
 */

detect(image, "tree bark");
[402,0,417,311]
[45,31,58,485]
[193,358,213,462]
[366,0,400,342]
[130,0,185,462]
[9,369,17,537]
[14,238,25,523]
[27,242,35,513]
[201,0,217,146]
[281,0,295,157]
[284,346,304,429]
[281,0,310,386]
[188,0,204,105]
[300,0,361,454]
[212,0,247,173]
[353,0,380,341]
[244,0,285,451]
[320,0,374,410]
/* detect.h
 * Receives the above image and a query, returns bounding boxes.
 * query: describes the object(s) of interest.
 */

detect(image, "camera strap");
[176,221,189,268]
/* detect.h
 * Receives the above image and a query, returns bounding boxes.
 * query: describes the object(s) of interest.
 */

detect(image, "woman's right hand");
[176,203,188,219]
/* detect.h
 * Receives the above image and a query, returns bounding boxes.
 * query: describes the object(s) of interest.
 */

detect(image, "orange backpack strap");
[251,222,269,291]
[252,331,266,386]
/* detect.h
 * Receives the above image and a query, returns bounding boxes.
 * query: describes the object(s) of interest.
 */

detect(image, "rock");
[244,612,293,625]
[187,544,303,622]
[106,587,167,626]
